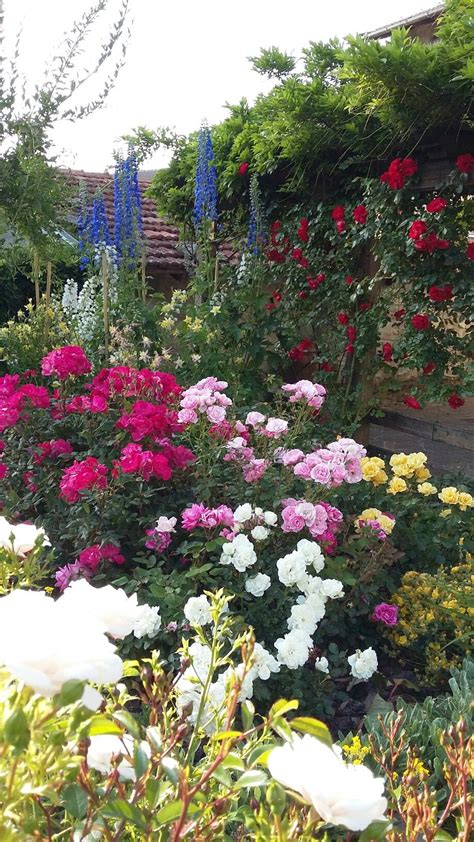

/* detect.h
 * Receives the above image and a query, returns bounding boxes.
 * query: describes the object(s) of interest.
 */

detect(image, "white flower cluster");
[268,733,387,832]
[220,533,257,572]
[87,734,150,781]
[0,580,161,704]
[348,647,378,681]
[233,503,278,542]
[0,516,50,557]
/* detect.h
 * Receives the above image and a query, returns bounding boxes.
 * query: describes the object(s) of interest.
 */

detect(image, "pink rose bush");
[41,345,92,379]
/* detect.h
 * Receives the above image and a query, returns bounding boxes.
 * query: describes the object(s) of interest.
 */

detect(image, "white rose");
[184,594,213,626]
[296,538,325,572]
[245,573,271,597]
[233,503,253,523]
[322,579,344,599]
[155,516,177,533]
[263,511,278,526]
[133,604,161,639]
[250,642,280,680]
[61,579,152,639]
[268,733,387,832]
[274,629,312,669]
[87,734,150,781]
[315,656,329,674]
[251,525,269,541]
[221,533,257,572]
[0,516,50,557]
[348,647,378,681]
[287,593,326,634]
[277,551,307,586]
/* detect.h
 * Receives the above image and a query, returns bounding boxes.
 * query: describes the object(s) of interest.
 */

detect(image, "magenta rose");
[372,602,399,626]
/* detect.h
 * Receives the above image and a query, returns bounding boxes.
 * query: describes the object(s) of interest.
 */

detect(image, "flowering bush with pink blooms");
[0,346,472,714]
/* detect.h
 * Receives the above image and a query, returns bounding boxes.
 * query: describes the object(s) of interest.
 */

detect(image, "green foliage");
[249,46,297,79]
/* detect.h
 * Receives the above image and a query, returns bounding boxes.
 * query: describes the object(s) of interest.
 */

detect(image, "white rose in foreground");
[315,656,329,673]
[61,579,160,640]
[233,503,253,523]
[0,516,50,557]
[155,516,177,533]
[268,733,387,832]
[263,510,278,526]
[87,734,150,781]
[348,647,378,681]
[277,551,307,586]
[184,594,212,626]
[274,628,312,669]
[251,525,269,541]
[296,538,325,572]
[245,573,271,598]
[220,533,257,572]
[0,589,122,696]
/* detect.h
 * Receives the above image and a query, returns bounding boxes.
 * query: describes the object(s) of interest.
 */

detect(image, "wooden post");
[141,250,147,303]
[102,251,110,363]
[45,262,52,306]
[32,250,40,305]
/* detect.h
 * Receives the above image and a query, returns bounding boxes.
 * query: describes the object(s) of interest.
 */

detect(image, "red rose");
[273,292,282,303]
[380,157,418,190]
[321,362,333,372]
[426,197,447,213]
[411,314,430,330]
[422,361,436,375]
[331,205,345,221]
[299,338,313,352]
[298,290,308,299]
[466,242,474,260]
[358,302,371,312]
[404,395,422,410]
[335,219,346,234]
[456,153,474,174]
[337,312,349,325]
[345,275,353,285]
[353,204,368,224]
[408,220,428,240]
[346,325,357,342]
[267,248,286,264]
[265,301,275,311]
[393,308,406,320]
[316,273,325,283]
[414,233,450,253]
[345,343,355,354]
[428,284,453,302]
[297,217,309,243]
[238,162,249,176]
[307,277,319,289]
[291,248,303,261]
[399,158,418,177]
[448,393,465,410]
[382,342,393,361]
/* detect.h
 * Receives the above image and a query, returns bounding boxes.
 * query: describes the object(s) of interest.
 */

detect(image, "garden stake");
[32,249,40,306]
[102,250,110,363]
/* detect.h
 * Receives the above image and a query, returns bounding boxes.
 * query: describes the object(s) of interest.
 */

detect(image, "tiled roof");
[61,169,187,275]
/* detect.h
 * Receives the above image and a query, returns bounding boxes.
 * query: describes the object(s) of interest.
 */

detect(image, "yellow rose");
[417,482,438,496]
[457,492,474,511]
[415,467,431,482]
[358,508,381,522]
[440,508,452,518]
[373,470,389,486]
[378,514,395,535]
[438,487,459,505]
[406,452,427,472]
[387,477,408,494]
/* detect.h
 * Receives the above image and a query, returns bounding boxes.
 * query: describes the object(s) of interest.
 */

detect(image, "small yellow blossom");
[160,317,176,330]
[210,305,221,315]
[417,482,438,496]
[440,508,452,518]
[457,492,474,511]
[387,477,408,495]
[415,466,431,481]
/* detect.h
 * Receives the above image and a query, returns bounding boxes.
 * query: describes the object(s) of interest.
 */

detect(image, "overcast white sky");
[3,0,437,172]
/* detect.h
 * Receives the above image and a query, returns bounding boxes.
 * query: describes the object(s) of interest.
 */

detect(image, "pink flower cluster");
[178,377,232,424]
[41,346,91,380]
[281,498,343,549]
[55,560,92,591]
[293,438,366,487]
[91,366,181,403]
[145,516,177,552]
[117,443,172,481]
[32,439,73,465]
[0,374,50,433]
[281,380,326,410]
[66,394,108,414]
[78,542,125,571]
[224,435,270,484]
[245,412,288,438]
[59,456,108,503]
[181,503,234,532]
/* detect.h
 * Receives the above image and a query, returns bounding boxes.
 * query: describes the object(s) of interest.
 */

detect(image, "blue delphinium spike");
[193,124,218,227]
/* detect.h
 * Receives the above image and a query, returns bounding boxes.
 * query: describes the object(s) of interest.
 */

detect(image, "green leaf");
[211,767,232,786]
[134,744,149,778]
[269,699,299,718]
[235,769,268,788]
[220,752,245,771]
[4,708,30,752]
[241,699,254,731]
[89,715,124,737]
[212,730,243,741]
[113,710,141,739]
[359,820,392,841]
[366,694,394,720]
[56,679,85,706]
[62,784,88,819]
[101,799,147,830]
[155,800,200,824]
[290,717,333,747]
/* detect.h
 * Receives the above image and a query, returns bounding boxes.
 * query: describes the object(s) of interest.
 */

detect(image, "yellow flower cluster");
[342,735,370,765]
[355,508,395,535]
[159,316,176,330]
[387,559,473,681]
[360,457,388,486]
[390,451,431,481]
[417,481,438,496]
[183,316,203,333]
[438,487,474,511]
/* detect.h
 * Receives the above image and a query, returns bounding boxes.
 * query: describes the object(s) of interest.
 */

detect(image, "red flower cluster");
[426,197,447,214]
[393,308,406,320]
[116,442,172,481]
[307,273,325,289]
[423,361,436,375]
[116,400,179,442]
[382,342,393,362]
[78,543,125,571]
[331,205,346,234]
[297,217,309,243]
[0,375,50,433]
[91,366,181,403]
[404,395,422,410]
[411,314,430,331]
[41,346,92,380]
[456,153,474,174]
[267,220,291,263]
[33,439,73,465]
[67,394,108,414]
[408,220,427,240]
[291,248,309,269]
[346,325,357,343]
[448,393,465,410]
[353,204,368,225]
[59,456,108,503]
[345,275,354,286]
[380,157,417,190]
[238,162,249,175]
[337,312,349,325]
[414,232,450,253]
[428,284,453,303]
[288,338,313,361]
